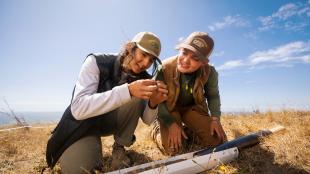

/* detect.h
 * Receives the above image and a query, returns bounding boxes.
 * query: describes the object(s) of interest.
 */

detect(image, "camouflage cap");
[176,32,214,60]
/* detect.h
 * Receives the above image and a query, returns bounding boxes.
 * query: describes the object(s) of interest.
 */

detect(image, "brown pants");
[159,105,226,155]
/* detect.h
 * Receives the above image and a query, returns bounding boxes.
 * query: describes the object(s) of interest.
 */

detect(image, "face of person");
[129,47,155,74]
[177,48,204,73]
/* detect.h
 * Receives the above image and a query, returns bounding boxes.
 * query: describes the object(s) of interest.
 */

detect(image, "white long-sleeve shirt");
[70,55,157,125]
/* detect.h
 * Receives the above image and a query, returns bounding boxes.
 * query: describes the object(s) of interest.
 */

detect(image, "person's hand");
[168,122,188,153]
[210,117,226,142]
[149,81,168,108]
[128,79,157,100]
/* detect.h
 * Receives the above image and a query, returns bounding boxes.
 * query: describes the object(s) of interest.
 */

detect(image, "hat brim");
[176,43,205,60]
[135,43,162,65]
[136,44,158,59]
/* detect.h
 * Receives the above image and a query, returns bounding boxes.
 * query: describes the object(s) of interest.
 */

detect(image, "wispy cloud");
[243,31,258,40]
[284,22,307,31]
[301,55,310,63]
[178,37,184,42]
[217,40,310,71]
[213,51,225,57]
[217,59,244,70]
[249,41,310,64]
[208,15,249,31]
[273,3,298,20]
[258,2,310,31]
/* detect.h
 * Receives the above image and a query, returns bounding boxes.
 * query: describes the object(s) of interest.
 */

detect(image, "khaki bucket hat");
[131,32,161,58]
[176,32,214,60]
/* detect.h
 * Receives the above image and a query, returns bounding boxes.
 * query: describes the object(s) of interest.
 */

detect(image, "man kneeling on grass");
[151,31,227,155]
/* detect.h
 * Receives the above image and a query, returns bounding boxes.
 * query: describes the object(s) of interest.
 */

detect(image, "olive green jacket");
[155,56,221,126]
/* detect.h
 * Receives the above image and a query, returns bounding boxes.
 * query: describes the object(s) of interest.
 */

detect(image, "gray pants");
[60,98,144,174]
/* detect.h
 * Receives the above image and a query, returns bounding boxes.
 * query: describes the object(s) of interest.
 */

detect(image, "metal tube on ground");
[107,125,284,174]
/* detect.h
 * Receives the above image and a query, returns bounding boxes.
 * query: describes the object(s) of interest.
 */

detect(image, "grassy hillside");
[0,110,309,174]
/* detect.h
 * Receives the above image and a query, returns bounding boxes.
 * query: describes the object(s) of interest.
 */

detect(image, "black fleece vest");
[46,53,150,168]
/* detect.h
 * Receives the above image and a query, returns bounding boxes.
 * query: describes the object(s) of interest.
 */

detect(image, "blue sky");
[1,0,310,112]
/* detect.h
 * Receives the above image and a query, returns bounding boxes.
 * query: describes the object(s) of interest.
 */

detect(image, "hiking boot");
[110,142,132,170]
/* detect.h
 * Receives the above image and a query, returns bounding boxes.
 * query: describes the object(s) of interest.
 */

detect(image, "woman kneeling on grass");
[46,32,168,173]
[151,32,227,155]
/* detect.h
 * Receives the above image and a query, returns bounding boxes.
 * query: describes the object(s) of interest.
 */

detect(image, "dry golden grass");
[0,110,309,174]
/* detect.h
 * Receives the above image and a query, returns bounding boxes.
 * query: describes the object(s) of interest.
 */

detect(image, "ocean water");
[0,111,62,125]
[0,111,256,126]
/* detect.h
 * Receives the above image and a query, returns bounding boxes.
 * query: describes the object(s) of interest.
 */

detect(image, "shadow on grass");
[229,130,309,174]
[102,150,154,173]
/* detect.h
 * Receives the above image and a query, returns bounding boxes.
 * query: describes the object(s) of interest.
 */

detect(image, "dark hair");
[119,42,161,76]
